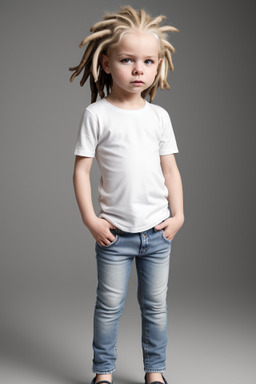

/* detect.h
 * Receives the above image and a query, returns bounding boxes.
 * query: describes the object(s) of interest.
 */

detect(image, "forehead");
[114,31,160,56]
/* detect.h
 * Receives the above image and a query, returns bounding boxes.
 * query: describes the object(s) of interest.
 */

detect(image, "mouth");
[131,80,145,85]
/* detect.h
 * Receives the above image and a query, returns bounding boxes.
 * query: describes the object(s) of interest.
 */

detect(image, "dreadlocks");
[69,6,178,102]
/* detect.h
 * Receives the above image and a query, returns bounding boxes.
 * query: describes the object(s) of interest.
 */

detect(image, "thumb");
[108,222,117,230]
[155,222,165,231]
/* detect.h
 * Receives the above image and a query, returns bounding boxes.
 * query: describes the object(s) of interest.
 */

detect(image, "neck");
[106,89,145,110]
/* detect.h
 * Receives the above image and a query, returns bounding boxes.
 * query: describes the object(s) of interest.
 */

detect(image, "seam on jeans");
[115,339,118,360]
[137,259,149,367]
[144,368,166,373]
[139,232,150,254]
[93,368,116,374]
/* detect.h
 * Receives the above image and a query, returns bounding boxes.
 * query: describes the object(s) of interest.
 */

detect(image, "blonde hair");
[69,6,178,102]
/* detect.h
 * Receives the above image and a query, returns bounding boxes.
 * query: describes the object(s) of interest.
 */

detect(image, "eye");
[121,58,132,64]
[145,59,154,65]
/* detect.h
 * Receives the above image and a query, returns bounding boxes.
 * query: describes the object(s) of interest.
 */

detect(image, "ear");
[155,57,163,76]
[101,53,111,74]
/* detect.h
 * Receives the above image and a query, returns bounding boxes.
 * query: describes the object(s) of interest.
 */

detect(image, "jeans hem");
[144,368,166,373]
[93,368,116,374]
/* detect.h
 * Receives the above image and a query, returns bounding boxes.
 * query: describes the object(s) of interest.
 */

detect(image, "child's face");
[102,31,161,98]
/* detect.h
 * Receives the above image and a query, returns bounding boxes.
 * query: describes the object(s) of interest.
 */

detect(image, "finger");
[155,222,166,230]
[103,234,116,245]
[106,226,116,240]
[109,233,116,242]
[97,237,110,247]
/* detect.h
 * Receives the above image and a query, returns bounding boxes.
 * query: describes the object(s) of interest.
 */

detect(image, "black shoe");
[91,377,113,384]
[144,374,168,384]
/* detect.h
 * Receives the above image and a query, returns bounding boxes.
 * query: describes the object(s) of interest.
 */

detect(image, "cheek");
[112,66,129,82]
[149,66,159,78]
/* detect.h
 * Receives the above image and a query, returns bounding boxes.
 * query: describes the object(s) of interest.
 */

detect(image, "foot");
[95,374,113,384]
[145,373,165,384]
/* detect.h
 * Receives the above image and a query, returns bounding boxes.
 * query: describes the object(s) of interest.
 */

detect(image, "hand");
[154,215,184,241]
[88,217,116,247]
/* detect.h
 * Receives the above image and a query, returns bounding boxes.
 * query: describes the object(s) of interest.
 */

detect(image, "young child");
[70,6,184,384]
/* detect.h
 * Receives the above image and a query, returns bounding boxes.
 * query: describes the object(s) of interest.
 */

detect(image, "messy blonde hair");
[69,6,178,102]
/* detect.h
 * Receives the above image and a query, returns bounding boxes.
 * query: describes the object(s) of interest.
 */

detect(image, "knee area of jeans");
[141,297,167,315]
[143,290,168,306]
[97,293,126,311]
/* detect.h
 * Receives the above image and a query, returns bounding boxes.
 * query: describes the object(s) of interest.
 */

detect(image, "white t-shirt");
[74,98,179,232]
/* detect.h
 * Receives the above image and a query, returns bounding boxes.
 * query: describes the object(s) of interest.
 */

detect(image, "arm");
[155,154,184,240]
[73,155,116,246]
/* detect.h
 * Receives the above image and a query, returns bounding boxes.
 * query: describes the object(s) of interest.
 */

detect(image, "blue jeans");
[93,226,172,374]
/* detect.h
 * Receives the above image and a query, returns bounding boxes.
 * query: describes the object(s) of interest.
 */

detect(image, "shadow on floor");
[0,325,90,384]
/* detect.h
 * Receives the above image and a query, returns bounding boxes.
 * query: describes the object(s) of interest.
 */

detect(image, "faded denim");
[93,227,171,374]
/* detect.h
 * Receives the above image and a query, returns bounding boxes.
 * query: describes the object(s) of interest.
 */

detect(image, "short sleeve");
[74,109,98,157]
[159,110,179,155]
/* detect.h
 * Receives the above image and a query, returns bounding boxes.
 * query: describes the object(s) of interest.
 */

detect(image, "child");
[70,6,184,384]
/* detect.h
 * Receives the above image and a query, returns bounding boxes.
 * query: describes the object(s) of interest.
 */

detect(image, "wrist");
[83,214,98,230]
[172,213,184,226]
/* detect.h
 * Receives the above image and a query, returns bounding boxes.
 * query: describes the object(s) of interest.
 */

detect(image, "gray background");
[1,0,255,383]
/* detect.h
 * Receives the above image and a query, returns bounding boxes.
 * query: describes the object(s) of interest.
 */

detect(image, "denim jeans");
[92,226,172,374]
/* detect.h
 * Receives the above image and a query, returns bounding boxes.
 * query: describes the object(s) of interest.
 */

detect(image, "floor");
[0,268,255,384]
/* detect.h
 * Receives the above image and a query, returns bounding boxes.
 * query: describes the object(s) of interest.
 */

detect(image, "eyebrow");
[117,53,158,58]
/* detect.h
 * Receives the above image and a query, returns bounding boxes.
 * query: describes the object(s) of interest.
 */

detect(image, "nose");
[132,62,144,75]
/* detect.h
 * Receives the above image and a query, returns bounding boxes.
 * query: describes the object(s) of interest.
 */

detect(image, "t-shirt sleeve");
[159,110,179,155]
[74,109,98,157]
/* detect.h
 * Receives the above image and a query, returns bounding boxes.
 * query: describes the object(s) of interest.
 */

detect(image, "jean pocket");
[161,230,172,245]
[97,235,119,249]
